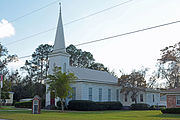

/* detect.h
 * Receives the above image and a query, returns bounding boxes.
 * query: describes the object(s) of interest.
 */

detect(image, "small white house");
[0,92,14,105]
[45,7,160,108]
[20,98,33,102]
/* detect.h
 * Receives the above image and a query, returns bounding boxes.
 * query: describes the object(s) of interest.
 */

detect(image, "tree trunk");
[135,98,137,104]
[45,54,48,78]
[61,99,64,112]
[175,77,180,87]
[40,58,43,83]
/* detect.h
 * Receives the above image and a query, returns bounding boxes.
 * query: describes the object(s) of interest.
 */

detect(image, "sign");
[32,95,41,114]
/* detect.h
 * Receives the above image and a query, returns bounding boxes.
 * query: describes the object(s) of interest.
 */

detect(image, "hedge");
[41,99,45,108]
[149,105,166,110]
[67,100,123,111]
[15,100,45,109]
[130,103,150,110]
[68,100,94,111]
[15,101,32,108]
[96,102,123,110]
[161,108,180,114]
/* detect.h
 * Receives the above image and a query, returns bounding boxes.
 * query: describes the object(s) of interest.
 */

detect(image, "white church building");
[45,7,160,108]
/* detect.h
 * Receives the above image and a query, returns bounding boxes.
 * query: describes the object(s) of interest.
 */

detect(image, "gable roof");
[68,66,118,84]
[145,88,160,93]
[162,87,180,94]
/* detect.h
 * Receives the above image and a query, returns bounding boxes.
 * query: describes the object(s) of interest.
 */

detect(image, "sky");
[1,0,180,78]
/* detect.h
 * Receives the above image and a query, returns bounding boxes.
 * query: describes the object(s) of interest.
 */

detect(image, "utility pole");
[0,78,1,108]
[0,74,3,108]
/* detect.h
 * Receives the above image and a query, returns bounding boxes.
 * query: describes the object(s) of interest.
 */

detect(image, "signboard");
[32,95,41,114]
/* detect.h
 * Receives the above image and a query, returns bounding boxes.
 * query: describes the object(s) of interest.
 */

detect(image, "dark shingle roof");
[163,87,180,93]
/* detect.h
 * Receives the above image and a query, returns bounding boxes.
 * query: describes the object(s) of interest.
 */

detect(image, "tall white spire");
[46,4,70,107]
[53,3,66,53]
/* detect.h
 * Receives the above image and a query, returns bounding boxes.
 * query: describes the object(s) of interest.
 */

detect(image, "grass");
[0,106,17,110]
[0,110,180,120]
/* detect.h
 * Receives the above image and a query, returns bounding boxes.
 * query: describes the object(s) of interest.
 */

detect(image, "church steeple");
[46,5,70,107]
[53,3,66,53]
[48,3,70,73]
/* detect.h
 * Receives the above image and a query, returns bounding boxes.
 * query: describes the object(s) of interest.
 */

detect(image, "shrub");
[50,105,58,110]
[15,100,45,109]
[161,108,180,114]
[68,100,95,111]
[149,105,166,110]
[130,103,150,110]
[12,100,17,106]
[15,101,32,108]
[41,99,45,109]
[96,102,123,110]
[67,100,123,111]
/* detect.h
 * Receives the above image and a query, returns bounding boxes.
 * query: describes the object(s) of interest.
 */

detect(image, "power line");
[18,55,32,59]
[0,0,60,28]
[4,27,56,46]
[75,20,180,47]
[52,19,180,50]
[4,0,134,46]
[10,0,60,23]
[64,0,134,25]
[17,19,180,60]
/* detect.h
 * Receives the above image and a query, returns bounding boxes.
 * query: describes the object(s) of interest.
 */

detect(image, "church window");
[153,94,155,102]
[89,88,92,101]
[72,87,76,100]
[63,63,66,73]
[125,94,127,102]
[140,94,143,102]
[132,97,135,102]
[116,89,119,101]
[176,96,180,105]
[108,89,111,101]
[99,88,102,102]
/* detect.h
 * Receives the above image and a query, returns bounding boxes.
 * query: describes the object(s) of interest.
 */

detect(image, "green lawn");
[0,106,17,110]
[0,110,180,120]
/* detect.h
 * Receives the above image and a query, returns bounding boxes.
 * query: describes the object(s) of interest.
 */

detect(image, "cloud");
[0,19,15,39]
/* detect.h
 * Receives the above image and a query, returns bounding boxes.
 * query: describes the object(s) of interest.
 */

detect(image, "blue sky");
[1,0,180,77]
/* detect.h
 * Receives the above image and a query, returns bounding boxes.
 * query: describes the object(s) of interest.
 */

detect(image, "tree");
[0,43,17,106]
[66,44,95,68]
[12,44,53,102]
[1,79,11,104]
[158,42,180,88]
[0,44,8,72]
[0,43,18,72]
[88,62,108,72]
[66,44,108,72]
[47,66,77,111]
[6,70,22,86]
[146,70,160,89]
[147,75,157,89]
[31,44,53,83]
[118,69,147,103]
[20,60,38,83]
